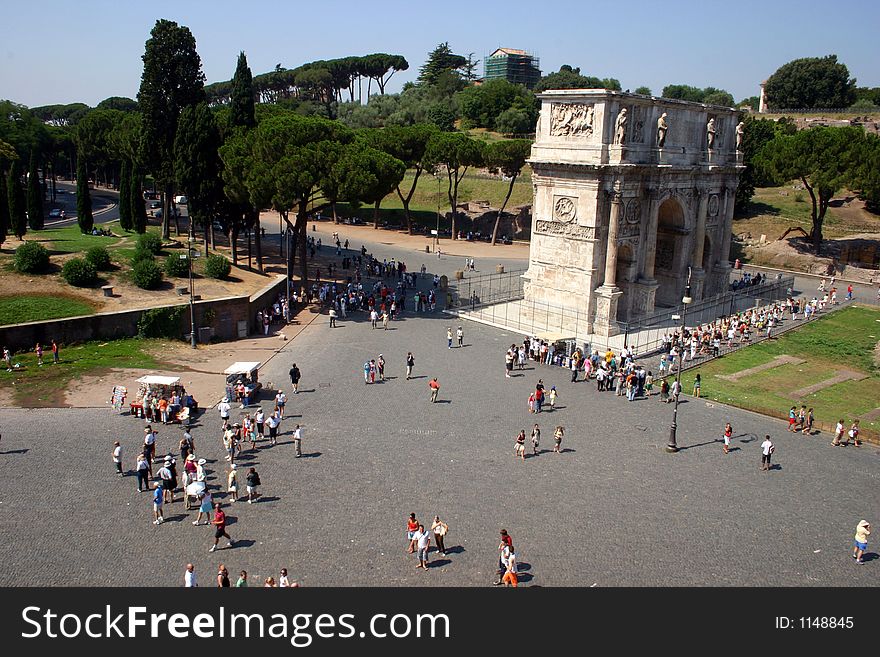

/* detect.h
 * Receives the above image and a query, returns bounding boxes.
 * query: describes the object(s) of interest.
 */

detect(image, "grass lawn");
[678,305,880,438]
[3,338,164,407]
[0,295,96,326]
[19,223,164,260]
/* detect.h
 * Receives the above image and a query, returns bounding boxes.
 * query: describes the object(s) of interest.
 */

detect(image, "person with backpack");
[246,467,262,503]
[760,435,775,471]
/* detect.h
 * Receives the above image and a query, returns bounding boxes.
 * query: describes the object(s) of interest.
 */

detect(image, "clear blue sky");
[1,0,878,107]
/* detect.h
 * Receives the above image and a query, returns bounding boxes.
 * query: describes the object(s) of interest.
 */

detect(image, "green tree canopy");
[97,97,139,112]
[230,51,256,130]
[484,139,531,244]
[137,19,206,237]
[175,102,223,247]
[456,78,538,131]
[764,55,856,109]
[634,86,652,96]
[661,85,734,106]
[7,159,26,239]
[734,116,796,215]
[755,126,863,252]
[75,153,93,234]
[26,150,44,230]
[535,65,621,93]
[424,132,484,239]
[418,42,467,86]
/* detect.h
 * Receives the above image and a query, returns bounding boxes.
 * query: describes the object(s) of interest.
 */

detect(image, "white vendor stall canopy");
[136,375,181,386]
[223,362,261,375]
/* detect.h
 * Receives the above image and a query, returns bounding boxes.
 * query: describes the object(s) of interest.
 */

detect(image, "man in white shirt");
[760,435,774,471]
[112,441,123,476]
[218,398,231,429]
[184,563,197,587]
[413,525,431,570]
[292,424,303,458]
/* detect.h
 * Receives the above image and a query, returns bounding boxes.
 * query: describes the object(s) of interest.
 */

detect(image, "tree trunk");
[253,210,263,273]
[803,177,822,254]
[448,171,457,240]
[332,202,339,224]
[396,167,421,236]
[373,200,380,229]
[204,221,210,256]
[162,183,172,239]
[230,224,239,264]
[492,174,518,245]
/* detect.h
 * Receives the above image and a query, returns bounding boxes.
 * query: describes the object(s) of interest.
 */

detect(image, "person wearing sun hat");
[196,458,207,482]
[218,397,231,429]
[227,463,239,501]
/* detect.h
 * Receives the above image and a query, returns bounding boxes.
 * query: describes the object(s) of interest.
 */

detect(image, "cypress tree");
[26,151,44,230]
[131,170,147,234]
[0,172,9,248]
[118,159,132,231]
[76,154,94,233]
[230,51,256,130]
[8,160,27,239]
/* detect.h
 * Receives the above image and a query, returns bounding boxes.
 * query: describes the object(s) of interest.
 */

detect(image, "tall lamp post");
[187,224,197,349]
[667,267,693,453]
[434,171,442,252]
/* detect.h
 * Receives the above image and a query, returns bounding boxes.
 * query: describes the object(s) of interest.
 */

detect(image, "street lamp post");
[434,172,442,252]
[667,267,693,453]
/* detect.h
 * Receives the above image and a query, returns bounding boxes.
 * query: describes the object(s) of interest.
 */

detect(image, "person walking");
[227,464,239,502]
[787,406,798,432]
[274,390,287,418]
[112,441,123,476]
[35,342,44,366]
[493,530,514,585]
[413,524,431,570]
[832,419,846,446]
[382,311,389,330]
[722,422,732,454]
[289,364,301,394]
[329,308,337,327]
[370,309,379,329]
[501,546,518,587]
[184,563,197,587]
[553,426,564,453]
[853,520,871,564]
[802,408,814,435]
[456,326,464,348]
[406,513,419,554]
[693,373,701,398]
[235,570,248,587]
[157,459,174,503]
[363,360,371,384]
[209,503,234,552]
[548,386,558,410]
[429,377,440,403]
[377,354,385,381]
[292,424,303,458]
[52,340,59,364]
[406,352,415,380]
[152,481,165,525]
[245,467,261,503]
[515,429,526,461]
[431,516,449,556]
[193,489,213,525]
[849,420,862,447]
[447,327,453,349]
[217,564,230,588]
[218,397,231,429]
[570,355,580,382]
[531,424,541,455]
[760,434,774,471]
[136,453,151,492]
[265,411,279,446]
[505,349,514,378]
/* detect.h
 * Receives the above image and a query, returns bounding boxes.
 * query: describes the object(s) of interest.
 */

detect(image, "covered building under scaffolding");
[483,48,541,89]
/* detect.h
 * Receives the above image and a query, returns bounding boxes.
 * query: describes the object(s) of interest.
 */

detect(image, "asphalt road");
[44,180,119,228]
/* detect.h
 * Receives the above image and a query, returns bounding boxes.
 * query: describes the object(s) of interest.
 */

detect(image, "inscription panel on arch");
[534,220,596,240]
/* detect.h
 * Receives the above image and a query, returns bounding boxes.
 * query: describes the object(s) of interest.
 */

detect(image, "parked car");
[174,195,188,205]
[150,201,161,209]
[48,208,65,219]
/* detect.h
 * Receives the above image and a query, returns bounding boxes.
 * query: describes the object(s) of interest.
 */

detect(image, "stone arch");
[654,196,690,306]
[616,242,637,284]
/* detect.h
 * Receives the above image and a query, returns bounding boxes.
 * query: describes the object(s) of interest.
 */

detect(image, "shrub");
[137,306,185,339]
[204,254,231,279]
[13,241,50,273]
[131,259,164,290]
[85,245,112,271]
[136,232,163,255]
[130,247,155,266]
[164,253,190,277]
[61,257,98,287]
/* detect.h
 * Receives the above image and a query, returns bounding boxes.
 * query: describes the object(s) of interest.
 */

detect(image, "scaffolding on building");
[483,48,541,89]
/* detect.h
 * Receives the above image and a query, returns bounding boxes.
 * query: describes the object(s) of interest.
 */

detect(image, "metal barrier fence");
[450,268,795,356]
[452,269,526,307]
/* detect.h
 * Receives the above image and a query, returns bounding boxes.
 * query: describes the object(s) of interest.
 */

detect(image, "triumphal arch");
[522,89,744,337]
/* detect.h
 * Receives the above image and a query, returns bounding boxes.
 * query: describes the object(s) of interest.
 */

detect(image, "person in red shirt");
[210,503,234,552]
[406,513,420,554]
[429,378,440,403]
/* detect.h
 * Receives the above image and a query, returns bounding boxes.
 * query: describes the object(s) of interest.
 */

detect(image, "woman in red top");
[722,422,732,454]
[406,513,419,554]
[210,503,234,552]
[494,530,514,585]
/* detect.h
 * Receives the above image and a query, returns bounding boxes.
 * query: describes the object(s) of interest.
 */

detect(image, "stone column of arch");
[640,188,661,282]
[603,192,624,288]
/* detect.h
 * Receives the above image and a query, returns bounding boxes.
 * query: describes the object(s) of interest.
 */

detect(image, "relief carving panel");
[549,103,595,137]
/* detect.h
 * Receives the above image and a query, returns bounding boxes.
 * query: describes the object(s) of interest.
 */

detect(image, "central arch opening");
[654,197,689,307]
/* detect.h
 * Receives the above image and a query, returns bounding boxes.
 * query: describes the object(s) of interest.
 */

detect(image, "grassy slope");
[0,295,96,325]
[678,305,880,437]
